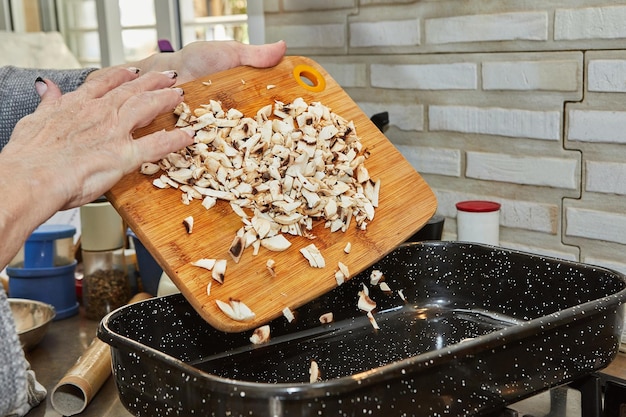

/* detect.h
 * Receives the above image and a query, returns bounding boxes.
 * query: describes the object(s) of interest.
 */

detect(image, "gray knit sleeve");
[0,66,97,150]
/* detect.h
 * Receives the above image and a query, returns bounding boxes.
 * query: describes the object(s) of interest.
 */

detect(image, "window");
[3,0,261,67]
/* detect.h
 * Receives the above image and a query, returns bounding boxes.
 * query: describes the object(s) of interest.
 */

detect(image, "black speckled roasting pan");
[98,241,626,417]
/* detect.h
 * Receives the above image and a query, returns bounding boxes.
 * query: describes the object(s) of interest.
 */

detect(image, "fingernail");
[35,77,47,96]
[127,66,140,74]
[161,70,178,79]
[172,87,184,96]
[181,127,195,137]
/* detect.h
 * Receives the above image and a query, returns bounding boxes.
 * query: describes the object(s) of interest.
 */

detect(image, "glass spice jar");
[80,197,131,321]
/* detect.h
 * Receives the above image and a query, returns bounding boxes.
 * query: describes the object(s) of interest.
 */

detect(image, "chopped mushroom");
[300,243,325,268]
[282,306,295,323]
[212,259,227,284]
[183,216,194,233]
[344,242,352,254]
[367,311,380,330]
[250,325,271,344]
[309,360,320,383]
[266,259,276,277]
[369,269,384,286]
[191,258,216,271]
[319,312,334,324]
[142,97,380,267]
[357,284,376,312]
[216,298,255,321]
[379,282,392,293]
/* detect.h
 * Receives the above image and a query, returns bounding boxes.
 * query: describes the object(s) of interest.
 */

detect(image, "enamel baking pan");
[98,241,626,416]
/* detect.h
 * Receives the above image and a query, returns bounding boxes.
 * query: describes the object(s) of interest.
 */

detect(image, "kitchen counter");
[24,308,626,417]
[25,310,132,417]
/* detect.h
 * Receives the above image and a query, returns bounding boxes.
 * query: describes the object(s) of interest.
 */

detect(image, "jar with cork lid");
[80,197,131,320]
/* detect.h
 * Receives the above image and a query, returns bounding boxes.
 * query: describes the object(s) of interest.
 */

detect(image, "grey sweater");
[0,66,96,149]
[0,65,95,416]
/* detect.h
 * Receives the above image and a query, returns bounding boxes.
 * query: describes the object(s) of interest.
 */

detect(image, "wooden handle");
[50,292,152,415]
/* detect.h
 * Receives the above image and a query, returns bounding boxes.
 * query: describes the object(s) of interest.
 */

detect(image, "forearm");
[0,156,64,269]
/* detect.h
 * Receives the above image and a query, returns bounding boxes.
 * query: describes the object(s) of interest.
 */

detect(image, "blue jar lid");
[28,224,76,241]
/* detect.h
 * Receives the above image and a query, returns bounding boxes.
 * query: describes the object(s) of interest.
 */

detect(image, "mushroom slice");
[367,311,380,330]
[379,282,392,293]
[140,162,160,175]
[191,258,216,271]
[183,216,194,234]
[282,306,295,323]
[216,298,255,321]
[266,259,276,277]
[344,242,352,254]
[206,281,212,296]
[369,269,384,286]
[212,259,227,284]
[398,289,407,302]
[309,360,320,383]
[299,243,325,268]
[337,262,349,280]
[228,235,245,263]
[319,312,334,324]
[260,234,292,252]
[335,270,345,286]
[250,325,271,344]
[357,286,376,313]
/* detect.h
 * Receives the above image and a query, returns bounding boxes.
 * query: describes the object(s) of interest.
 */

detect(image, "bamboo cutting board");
[107,56,437,333]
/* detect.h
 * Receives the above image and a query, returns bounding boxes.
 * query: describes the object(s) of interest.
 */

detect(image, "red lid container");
[455,200,501,213]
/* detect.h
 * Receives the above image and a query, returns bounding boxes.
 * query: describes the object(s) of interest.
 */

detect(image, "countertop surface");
[24,306,626,417]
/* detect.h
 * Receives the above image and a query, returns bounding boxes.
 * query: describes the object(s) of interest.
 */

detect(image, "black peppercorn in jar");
[80,197,131,321]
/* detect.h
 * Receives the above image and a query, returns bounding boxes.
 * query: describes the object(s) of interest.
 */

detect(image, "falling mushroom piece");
[357,285,376,312]
[367,311,380,330]
[309,360,320,383]
[370,270,384,285]
[319,312,334,324]
[249,325,271,344]
[282,306,295,323]
[379,282,392,293]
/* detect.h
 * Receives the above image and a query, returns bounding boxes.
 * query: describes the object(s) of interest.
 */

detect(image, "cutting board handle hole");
[293,64,326,92]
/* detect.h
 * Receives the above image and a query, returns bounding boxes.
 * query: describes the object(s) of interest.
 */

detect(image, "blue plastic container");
[7,261,79,320]
[127,229,162,296]
[22,224,76,268]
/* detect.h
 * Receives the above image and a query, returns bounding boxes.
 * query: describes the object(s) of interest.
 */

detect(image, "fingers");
[131,128,195,168]
[239,40,286,68]
[120,84,185,132]
[79,66,142,99]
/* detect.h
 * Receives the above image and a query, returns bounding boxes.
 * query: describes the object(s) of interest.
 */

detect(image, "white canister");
[456,200,501,245]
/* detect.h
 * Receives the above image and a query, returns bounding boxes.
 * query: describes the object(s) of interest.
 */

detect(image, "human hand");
[133,40,286,85]
[2,66,194,211]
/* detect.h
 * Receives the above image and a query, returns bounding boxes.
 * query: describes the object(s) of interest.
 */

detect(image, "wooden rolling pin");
[50,292,152,416]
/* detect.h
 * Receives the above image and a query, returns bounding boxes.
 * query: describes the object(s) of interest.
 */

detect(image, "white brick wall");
[370,63,477,90]
[264,0,626,274]
[555,5,626,40]
[429,106,561,140]
[350,19,420,47]
[588,60,626,92]
[568,110,626,144]
[482,60,579,91]
[466,152,578,189]
[425,12,548,44]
